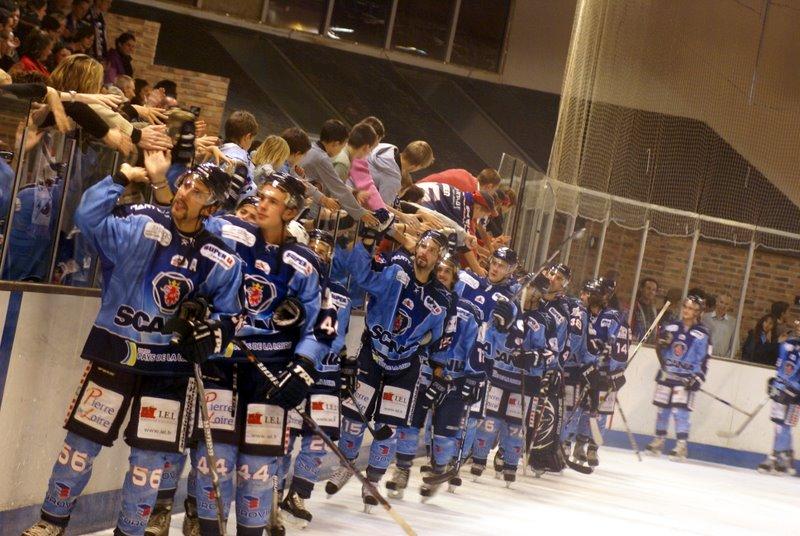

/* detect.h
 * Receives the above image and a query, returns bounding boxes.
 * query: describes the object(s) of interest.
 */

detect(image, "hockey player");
[758,336,800,475]
[386,253,482,500]
[572,278,629,467]
[279,229,352,526]
[561,281,591,449]
[325,229,451,512]
[187,172,331,535]
[646,295,710,461]
[22,159,243,536]
[453,247,518,469]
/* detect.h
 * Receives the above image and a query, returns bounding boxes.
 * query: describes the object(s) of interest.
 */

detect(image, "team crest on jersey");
[242,274,276,314]
[392,310,411,334]
[672,341,687,357]
[152,272,193,314]
[784,361,795,376]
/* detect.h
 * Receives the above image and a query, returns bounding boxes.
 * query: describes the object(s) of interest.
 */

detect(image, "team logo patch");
[672,341,687,357]
[152,272,194,314]
[137,504,152,517]
[242,274,276,314]
[203,486,217,500]
[55,482,71,499]
[243,495,260,509]
[475,295,485,304]
[392,310,411,334]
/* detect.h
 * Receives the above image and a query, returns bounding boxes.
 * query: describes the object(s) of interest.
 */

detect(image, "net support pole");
[592,203,611,278]
[681,224,700,298]
[731,239,756,359]
[384,0,399,49]
[536,181,556,268]
[627,218,650,329]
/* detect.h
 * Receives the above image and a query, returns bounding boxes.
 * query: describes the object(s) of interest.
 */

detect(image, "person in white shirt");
[703,291,736,357]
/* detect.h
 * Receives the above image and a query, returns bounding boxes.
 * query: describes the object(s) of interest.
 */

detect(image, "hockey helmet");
[176,163,232,206]
[309,229,334,262]
[492,246,518,267]
[286,220,309,245]
[417,229,449,256]
[261,171,307,209]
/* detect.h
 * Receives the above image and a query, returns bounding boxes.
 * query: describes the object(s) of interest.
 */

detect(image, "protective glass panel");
[451,0,510,72]
[203,0,262,20]
[391,0,454,61]
[265,0,327,34]
[329,0,392,47]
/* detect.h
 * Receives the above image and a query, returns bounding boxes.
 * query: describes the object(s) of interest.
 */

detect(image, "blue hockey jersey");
[430,297,482,380]
[562,296,589,371]
[346,242,451,372]
[418,182,473,233]
[586,308,629,374]
[75,176,243,376]
[204,214,329,368]
[774,338,800,393]
[655,321,710,385]
[510,307,559,377]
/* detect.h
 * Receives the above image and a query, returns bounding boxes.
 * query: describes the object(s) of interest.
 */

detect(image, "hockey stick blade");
[715,397,768,438]
[422,468,458,486]
[564,456,594,475]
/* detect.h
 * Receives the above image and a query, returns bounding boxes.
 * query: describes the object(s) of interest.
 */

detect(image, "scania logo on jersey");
[392,310,411,334]
[283,250,313,276]
[114,306,165,333]
[242,274,276,314]
[152,272,193,314]
[369,325,418,355]
[169,255,197,272]
[672,341,688,357]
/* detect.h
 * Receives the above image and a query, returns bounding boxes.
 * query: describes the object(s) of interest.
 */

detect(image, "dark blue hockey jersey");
[430,297,482,380]
[655,321,710,385]
[775,338,800,393]
[75,176,243,376]
[586,307,629,374]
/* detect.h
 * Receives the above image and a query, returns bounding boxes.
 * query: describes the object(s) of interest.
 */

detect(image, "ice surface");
[86,447,798,536]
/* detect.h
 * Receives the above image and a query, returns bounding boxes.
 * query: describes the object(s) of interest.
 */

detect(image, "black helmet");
[437,253,459,289]
[492,246,518,266]
[686,293,706,310]
[184,163,232,206]
[550,262,572,281]
[308,229,334,262]
[262,171,306,209]
[583,278,604,295]
[237,195,260,210]
[418,229,449,253]
[599,277,617,299]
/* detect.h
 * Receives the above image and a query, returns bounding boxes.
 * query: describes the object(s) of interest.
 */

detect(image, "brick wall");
[105,13,230,135]
[550,212,800,356]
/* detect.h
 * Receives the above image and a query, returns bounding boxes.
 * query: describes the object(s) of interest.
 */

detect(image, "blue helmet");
[492,246,518,266]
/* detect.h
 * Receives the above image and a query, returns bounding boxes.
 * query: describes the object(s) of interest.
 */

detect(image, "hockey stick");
[558,386,594,475]
[238,343,417,536]
[346,388,393,440]
[614,395,642,461]
[192,363,228,536]
[716,397,769,438]
[266,473,285,536]
[422,399,474,486]
[520,372,528,476]
[694,385,756,416]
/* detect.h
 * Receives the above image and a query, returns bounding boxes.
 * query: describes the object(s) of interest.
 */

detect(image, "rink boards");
[0,287,793,535]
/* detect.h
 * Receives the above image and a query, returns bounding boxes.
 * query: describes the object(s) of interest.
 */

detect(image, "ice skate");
[503,468,516,488]
[586,444,600,467]
[385,466,410,499]
[646,436,665,456]
[266,519,286,536]
[420,479,443,502]
[669,439,688,462]
[758,454,777,474]
[470,462,486,482]
[493,447,505,479]
[182,498,200,536]
[325,464,354,497]
[362,481,379,513]
[144,498,173,536]
[420,464,432,474]
[21,520,64,536]
[572,439,588,464]
[448,469,463,493]
[280,490,312,528]
[776,451,797,476]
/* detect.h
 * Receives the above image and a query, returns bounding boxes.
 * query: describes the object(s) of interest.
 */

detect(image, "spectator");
[741,314,778,365]
[103,31,134,84]
[131,76,149,105]
[280,126,311,173]
[299,119,377,222]
[339,123,382,210]
[48,0,73,16]
[113,73,134,99]
[64,0,90,39]
[485,186,515,238]
[40,13,66,42]
[148,78,177,108]
[418,167,502,194]
[13,28,53,76]
[703,291,735,357]
[0,9,20,71]
[45,39,68,70]
[360,115,384,142]
[66,22,93,54]
[633,276,659,342]
[770,301,791,341]
[219,109,258,179]
[16,0,47,42]
[661,288,683,325]
[251,134,289,184]
[368,139,433,206]
[83,0,110,61]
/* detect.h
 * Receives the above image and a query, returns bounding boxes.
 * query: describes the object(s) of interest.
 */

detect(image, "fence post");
[682,224,700,298]
[731,239,756,359]
[593,202,610,278]
[627,218,650,329]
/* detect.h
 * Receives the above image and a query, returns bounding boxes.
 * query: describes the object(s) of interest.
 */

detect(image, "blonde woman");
[251,134,290,184]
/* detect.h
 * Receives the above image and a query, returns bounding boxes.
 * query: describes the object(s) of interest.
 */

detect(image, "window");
[329,0,392,47]
[391,0,455,61]
[266,0,328,34]
[451,0,511,72]
[202,0,262,20]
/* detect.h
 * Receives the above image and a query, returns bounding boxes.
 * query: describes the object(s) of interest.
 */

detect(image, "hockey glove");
[492,299,515,333]
[358,208,394,247]
[269,357,317,410]
[461,376,485,405]
[179,319,223,365]
[421,375,451,410]
[586,337,605,356]
[339,350,359,396]
[273,297,305,328]
[511,349,540,371]
[656,331,673,352]
[685,374,703,391]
